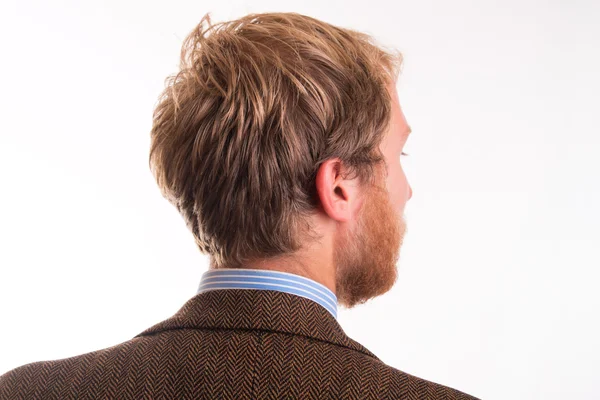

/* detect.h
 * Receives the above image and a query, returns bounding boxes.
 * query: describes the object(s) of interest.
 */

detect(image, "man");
[0,11,479,399]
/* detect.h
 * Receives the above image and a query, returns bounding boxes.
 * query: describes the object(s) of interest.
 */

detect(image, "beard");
[333,181,406,309]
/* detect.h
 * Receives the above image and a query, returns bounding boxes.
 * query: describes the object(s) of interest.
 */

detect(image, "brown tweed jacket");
[0,289,480,399]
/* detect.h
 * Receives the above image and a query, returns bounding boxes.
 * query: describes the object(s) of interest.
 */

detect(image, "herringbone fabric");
[0,289,480,399]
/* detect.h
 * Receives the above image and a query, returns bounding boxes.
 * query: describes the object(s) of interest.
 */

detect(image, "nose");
[408,185,413,200]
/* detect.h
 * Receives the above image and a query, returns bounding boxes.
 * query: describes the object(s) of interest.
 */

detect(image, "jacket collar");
[134,289,379,360]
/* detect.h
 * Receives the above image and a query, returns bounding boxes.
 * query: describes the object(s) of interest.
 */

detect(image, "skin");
[233,79,412,309]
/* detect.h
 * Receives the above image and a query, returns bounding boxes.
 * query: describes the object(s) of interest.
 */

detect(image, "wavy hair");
[148,12,403,269]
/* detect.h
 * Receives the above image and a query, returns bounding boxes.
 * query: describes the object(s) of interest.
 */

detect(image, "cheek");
[385,165,408,210]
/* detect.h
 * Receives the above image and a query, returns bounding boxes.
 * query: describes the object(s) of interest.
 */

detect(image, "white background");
[1,1,598,399]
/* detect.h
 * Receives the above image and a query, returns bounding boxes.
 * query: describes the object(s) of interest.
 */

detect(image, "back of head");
[148,12,403,269]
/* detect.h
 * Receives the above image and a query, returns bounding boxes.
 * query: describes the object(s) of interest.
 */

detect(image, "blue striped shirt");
[197,268,338,319]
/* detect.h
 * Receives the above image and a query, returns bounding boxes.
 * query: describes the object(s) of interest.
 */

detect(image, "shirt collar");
[197,268,338,319]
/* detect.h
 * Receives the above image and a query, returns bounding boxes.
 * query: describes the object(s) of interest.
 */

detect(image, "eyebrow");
[403,125,412,137]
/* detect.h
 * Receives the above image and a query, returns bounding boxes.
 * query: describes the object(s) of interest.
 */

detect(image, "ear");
[315,158,362,223]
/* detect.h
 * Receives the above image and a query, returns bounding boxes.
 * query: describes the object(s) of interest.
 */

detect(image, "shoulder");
[361,355,481,400]
[0,335,152,399]
[262,332,481,399]
[285,335,480,399]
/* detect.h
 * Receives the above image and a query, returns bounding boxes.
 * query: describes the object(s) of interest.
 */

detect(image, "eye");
[401,152,409,157]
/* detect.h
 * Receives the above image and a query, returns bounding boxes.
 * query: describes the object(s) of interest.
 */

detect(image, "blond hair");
[148,12,403,269]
